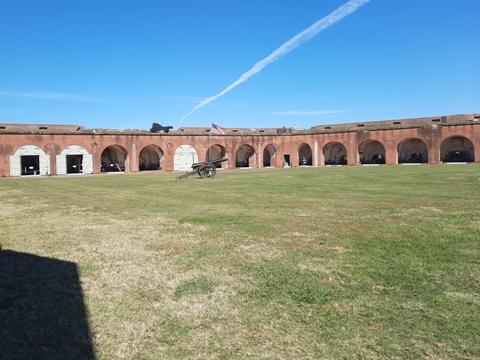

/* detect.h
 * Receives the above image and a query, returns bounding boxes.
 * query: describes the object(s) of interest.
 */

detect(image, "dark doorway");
[67,155,83,174]
[324,142,347,165]
[397,138,428,164]
[298,144,312,166]
[284,154,291,167]
[235,144,255,168]
[262,145,276,167]
[444,151,471,162]
[371,153,386,164]
[440,136,475,163]
[101,145,127,172]
[21,155,39,175]
[139,145,163,171]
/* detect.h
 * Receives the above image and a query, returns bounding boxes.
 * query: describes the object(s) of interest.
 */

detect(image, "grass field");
[1,165,479,359]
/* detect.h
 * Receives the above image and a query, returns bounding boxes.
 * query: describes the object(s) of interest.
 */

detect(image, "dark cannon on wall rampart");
[150,123,173,133]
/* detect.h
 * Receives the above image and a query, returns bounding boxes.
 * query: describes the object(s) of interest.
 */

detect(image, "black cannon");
[150,123,173,133]
[176,158,227,180]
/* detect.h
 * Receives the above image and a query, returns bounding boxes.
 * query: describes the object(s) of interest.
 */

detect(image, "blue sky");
[1,0,479,130]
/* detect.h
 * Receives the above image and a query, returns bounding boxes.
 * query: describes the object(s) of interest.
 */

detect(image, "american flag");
[211,122,225,135]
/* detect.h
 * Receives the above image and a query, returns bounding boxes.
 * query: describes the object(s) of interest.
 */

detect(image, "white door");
[82,154,93,173]
[174,145,198,171]
[40,155,50,175]
[9,155,21,177]
[56,155,67,175]
[175,153,187,171]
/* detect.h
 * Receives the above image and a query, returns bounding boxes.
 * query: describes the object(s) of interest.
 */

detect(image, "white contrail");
[180,0,370,123]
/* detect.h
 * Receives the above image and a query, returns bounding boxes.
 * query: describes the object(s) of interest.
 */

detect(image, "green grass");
[1,165,479,359]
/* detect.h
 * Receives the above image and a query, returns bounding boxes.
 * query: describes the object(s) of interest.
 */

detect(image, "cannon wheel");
[198,162,216,178]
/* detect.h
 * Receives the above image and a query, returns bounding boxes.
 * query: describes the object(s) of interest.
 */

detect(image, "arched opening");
[323,142,347,165]
[100,145,128,172]
[440,136,475,163]
[139,145,164,171]
[206,145,228,168]
[236,144,255,168]
[57,145,93,175]
[358,140,386,164]
[397,138,428,164]
[174,145,198,171]
[298,143,312,166]
[21,156,39,175]
[10,145,50,177]
[263,144,276,167]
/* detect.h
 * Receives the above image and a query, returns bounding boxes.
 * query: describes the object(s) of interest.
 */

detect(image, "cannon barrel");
[191,158,227,169]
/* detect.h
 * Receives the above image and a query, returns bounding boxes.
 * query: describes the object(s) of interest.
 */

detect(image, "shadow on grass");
[0,250,95,360]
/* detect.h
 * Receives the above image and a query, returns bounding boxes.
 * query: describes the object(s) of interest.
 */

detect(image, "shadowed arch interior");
[323,142,347,165]
[139,145,164,171]
[236,144,255,168]
[101,145,128,172]
[263,144,276,167]
[298,143,312,165]
[206,144,228,167]
[358,140,386,164]
[397,138,428,163]
[440,136,475,162]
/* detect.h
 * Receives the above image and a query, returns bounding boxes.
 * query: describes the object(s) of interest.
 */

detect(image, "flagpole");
[208,122,212,162]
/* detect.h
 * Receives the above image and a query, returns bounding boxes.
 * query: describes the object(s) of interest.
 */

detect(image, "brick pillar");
[347,141,358,166]
[314,141,319,166]
[385,144,397,165]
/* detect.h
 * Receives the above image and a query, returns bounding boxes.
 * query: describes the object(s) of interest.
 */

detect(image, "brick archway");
[298,143,312,166]
[359,140,386,165]
[206,144,228,168]
[236,144,255,168]
[101,145,128,172]
[323,142,347,165]
[440,136,475,163]
[263,144,276,167]
[139,144,164,171]
[397,138,428,164]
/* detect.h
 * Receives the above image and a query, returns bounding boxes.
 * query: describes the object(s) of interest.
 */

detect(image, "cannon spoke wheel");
[198,162,216,178]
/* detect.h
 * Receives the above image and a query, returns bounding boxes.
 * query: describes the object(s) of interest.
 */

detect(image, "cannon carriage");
[175,158,227,180]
